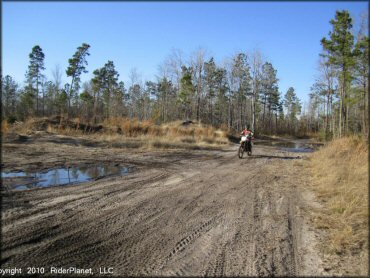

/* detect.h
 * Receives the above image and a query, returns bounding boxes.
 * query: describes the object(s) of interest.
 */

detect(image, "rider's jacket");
[241,129,253,137]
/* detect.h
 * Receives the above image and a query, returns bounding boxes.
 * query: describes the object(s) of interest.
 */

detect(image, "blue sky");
[2,1,368,103]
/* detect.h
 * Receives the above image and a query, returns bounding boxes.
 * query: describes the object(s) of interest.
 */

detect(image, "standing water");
[2,164,133,190]
[253,140,323,153]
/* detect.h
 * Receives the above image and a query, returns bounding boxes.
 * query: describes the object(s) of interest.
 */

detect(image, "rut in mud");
[1,136,322,276]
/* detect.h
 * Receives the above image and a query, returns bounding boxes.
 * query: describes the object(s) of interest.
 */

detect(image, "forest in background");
[2,10,368,140]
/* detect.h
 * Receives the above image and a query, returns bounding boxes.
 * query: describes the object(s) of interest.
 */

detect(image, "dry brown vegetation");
[309,136,368,259]
[95,118,230,149]
[8,117,231,149]
[1,120,9,136]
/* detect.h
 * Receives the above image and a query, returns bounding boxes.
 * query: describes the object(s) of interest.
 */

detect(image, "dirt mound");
[4,117,233,148]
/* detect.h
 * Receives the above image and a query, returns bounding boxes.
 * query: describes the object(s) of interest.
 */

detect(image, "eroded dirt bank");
[1,134,324,276]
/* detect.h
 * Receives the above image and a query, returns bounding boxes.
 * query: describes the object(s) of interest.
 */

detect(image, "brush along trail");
[1,133,323,276]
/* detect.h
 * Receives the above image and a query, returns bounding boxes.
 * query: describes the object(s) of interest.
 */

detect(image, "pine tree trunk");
[239,97,243,129]
[275,113,278,133]
[262,95,266,131]
[346,104,349,134]
[330,94,335,137]
[68,76,75,119]
[196,66,202,123]
[268,105,272,132]
[251,95,255,131]
[342,73,347,136]
[42,85,45,117]
[36,75,39,116]
[325,93,330,140]
[339,85,343,138]
[253,93,256,132]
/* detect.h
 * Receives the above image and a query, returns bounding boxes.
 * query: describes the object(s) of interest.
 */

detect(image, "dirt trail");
[1,135,324,276]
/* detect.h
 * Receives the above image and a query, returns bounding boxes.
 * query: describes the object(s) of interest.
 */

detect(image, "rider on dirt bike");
[238,125,254,158]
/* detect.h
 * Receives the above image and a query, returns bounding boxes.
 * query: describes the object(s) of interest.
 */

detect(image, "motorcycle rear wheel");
[247,142,252,156]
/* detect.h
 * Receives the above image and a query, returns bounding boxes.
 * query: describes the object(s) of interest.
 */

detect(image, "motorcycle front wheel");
[238,145,244,159]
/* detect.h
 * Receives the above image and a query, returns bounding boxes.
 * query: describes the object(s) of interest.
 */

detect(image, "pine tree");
[321,10,356,136]
[66,43,90,117]
[91,61,119,121]
[113,81,126,117]
[80,82,94,123]
[2,75,18,121]
[260,62,279,131]
[204,58,218,124]
[25,45,45,116]
[353,35,369,137]
[102,61,119,118]
[232,53,252,130]
[284,87,302,133]
[178,66,195,120]
[214,67,229,127]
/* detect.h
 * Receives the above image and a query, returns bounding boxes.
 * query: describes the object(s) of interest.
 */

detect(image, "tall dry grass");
[103,117,161,137]
[309,136,368,256]
[8,117,230,149]
[100,117,229,147]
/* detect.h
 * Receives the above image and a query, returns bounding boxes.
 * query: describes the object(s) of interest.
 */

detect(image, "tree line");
[2,10,368,139]
[305,10,368,139]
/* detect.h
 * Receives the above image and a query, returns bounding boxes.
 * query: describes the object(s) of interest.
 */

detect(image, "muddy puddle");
[254,140,323,153]
[2,164,133,190]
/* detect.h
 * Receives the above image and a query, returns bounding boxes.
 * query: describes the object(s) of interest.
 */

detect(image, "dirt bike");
[238,135,253,158]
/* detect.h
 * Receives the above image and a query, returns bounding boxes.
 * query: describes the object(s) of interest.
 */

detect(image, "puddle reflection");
[2,164,132,190]
[254,140,322,153]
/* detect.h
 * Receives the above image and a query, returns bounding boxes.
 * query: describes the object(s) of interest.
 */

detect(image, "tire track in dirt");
[160,218,217,267]
[205,244,227,277]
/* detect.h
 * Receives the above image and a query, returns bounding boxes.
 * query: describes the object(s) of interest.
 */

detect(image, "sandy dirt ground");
[1,134,326,276]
